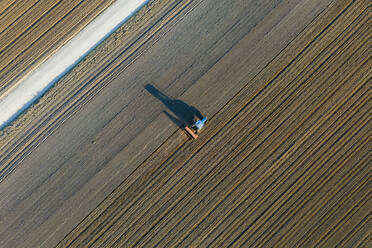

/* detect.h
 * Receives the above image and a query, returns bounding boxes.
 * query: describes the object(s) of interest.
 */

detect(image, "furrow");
[134,17,371,248]
[0,0,65,54]
[199,86,370,248]
[256,133,371,247]
[0,1,15,17]
[272,149,371,246]
[301,179,371,248]
[93,19,348,246]
[233,19,372,247]
[0,0,39,36]
[176,24,370,246]
[13,0,368,246]
[157,94,370,248]
[349,227,372,248]
[270,155,371,248]
[0,0,354,176]
[336,212,372,247]
[312,185,371,247]
[204,64,370,247]
[233,107,371,247]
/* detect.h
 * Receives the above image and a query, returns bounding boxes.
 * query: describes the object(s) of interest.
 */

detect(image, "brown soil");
[57,0,371,247]
[0,0,115,97]
[0,0,369,247]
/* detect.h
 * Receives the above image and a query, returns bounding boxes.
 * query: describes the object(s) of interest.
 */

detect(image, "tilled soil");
[57,0,371,247]
[0,0,370,247]
[0,0,115,96]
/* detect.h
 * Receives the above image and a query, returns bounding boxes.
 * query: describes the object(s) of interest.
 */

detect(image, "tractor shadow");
[144,84,203,128]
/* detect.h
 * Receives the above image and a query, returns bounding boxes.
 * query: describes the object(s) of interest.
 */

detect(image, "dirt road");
[0,0,370,247]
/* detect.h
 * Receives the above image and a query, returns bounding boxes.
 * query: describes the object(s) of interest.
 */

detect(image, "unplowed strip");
[56,0,371,247]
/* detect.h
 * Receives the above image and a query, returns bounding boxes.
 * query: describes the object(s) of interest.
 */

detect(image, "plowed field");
[0,0,115,96]
[58,1,371,247]
[0,0,370,247]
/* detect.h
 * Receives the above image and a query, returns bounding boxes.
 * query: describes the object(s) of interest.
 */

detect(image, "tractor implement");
[185,125,198,139]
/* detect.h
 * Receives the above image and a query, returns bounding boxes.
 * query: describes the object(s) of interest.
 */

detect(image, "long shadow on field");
[145,84,203,128]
